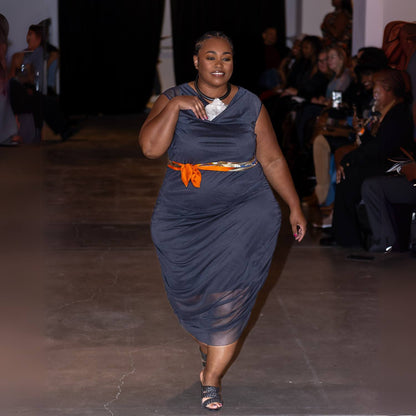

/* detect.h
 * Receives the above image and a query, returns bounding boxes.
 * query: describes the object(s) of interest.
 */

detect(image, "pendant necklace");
[195,74,231,102]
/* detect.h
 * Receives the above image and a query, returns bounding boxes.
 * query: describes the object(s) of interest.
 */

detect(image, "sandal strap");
[199,348,207,367]
[201,385,223,410]
[201,385,221,399]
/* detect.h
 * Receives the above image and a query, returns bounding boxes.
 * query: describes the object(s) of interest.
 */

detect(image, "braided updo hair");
[194,31,234,56]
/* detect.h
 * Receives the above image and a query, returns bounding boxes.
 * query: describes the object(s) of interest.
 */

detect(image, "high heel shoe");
[201,385,223,411]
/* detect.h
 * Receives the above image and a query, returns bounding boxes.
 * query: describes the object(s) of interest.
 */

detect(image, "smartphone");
[332,91,342,109]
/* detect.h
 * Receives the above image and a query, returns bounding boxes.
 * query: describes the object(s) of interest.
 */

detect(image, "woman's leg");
[313,134,331,205]
[197,340,239,409]
[203,342,238,385]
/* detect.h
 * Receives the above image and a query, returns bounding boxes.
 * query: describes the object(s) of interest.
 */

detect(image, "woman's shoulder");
[236,86,258,99]
[334,68,352,88]
[232,86,263,119]
[235,86,262,105]
[163,83,192,100]
[341,68,352,80]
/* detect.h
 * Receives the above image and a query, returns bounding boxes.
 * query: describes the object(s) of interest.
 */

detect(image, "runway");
[4,114,415,415]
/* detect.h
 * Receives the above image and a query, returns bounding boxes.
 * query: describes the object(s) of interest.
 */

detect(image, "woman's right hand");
[171,95,207,120]
[139,93,208,158]
[336,165,346,183]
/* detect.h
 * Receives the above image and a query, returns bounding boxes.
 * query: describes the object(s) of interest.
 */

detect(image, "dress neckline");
[184,82,241,115]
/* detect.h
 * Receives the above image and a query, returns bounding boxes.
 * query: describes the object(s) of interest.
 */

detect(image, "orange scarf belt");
[168,157,258,188]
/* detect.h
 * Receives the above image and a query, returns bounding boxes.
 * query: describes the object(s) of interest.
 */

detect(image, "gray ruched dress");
[151,83,281,346]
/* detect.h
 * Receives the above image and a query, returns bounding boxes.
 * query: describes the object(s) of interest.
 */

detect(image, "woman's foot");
[200,370,223,411]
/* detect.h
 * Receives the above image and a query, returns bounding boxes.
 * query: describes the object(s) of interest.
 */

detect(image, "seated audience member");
[8,27,43,142]
[309,48,389,226]
[260,35,304,100]
[0,13,20,145]
[284,36,326,98]
[312,45,352,106]
[263,36,327,143]
[294,44,352,150]
[280,37,329,100]
[321,68,415,247]
[45,41,59,96]
[317,48,333,79]
[320,0,353,54]
[343,47,389,115]
[8,24,76,142]
[257,27,290,93]
[361,160,416,253]
[37,18,60,96]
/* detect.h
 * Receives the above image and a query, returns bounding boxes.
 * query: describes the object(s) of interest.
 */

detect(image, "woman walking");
[139,31,306,411]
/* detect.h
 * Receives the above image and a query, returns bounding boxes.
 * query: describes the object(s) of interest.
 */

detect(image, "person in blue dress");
[139,31,306,411]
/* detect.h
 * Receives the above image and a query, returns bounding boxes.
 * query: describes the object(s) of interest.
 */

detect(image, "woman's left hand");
[290,207,307,242]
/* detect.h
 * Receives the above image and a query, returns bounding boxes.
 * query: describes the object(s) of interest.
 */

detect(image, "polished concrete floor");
[3,114,416,415]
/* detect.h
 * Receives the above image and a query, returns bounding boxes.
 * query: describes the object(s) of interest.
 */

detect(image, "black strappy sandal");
[199,347,207,368]
[201,385,223,411]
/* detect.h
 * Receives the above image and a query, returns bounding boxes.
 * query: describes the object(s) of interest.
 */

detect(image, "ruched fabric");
[151,83,281,346]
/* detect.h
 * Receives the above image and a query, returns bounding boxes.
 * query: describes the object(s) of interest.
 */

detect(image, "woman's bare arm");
[138,92,207,159]
[255,105,307,241]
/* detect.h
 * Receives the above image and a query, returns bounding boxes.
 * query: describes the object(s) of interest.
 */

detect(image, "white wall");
[382,0,416,28]
[2,0,59,64]
[300,0,332,37]
[157,0,175,92]
[363,0,384,49]
[353,0,416,54]
[285,0,302,46]
[351,0,367,55]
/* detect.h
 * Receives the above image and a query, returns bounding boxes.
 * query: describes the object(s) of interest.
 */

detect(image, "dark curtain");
[170,0,286,93]
[59,0,165,115]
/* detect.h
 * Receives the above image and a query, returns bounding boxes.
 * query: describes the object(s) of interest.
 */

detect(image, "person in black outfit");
[321,68,415,247]
[343,47,389,117]
[263,36,327,144]
[284,36,327,99]
[361,161,416,252]
[257,27,290,94]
